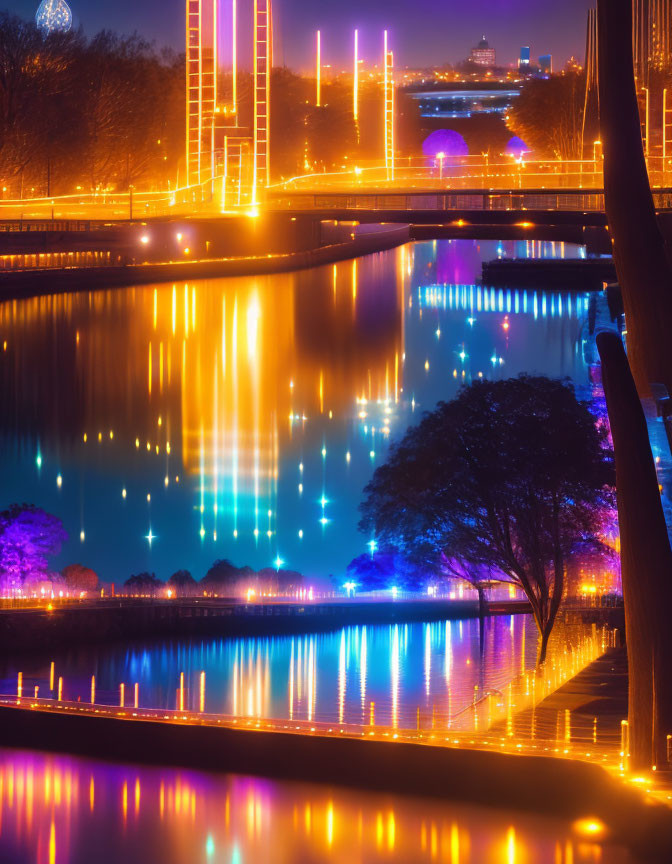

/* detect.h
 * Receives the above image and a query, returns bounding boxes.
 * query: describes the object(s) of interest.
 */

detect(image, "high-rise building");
[470,36,496,68]
[519,46,531,68]
[539,54,552,75]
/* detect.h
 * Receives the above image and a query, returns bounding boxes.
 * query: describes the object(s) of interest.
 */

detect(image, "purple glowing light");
[505,136,529,157]
[422,129,469,159]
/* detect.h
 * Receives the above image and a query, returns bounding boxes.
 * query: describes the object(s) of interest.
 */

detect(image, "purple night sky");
[6,0,593,71]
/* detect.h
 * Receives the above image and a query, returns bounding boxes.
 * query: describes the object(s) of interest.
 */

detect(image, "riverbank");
[0,597,625,654]
[0,681,669,860]
[0,223,410,299]
[0,597,531,653]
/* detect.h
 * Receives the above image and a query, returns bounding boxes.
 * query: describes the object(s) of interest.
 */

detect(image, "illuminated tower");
[383,31,395,182]
[253,0,272,197]
[581,8,599,158]
[186,0,272,199]
[35,0,72,33]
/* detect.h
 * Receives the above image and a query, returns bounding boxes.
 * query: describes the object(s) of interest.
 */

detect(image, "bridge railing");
[267,188,672,213]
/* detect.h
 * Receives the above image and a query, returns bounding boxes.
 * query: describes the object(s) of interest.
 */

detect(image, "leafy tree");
[62,563,98,594]
[359,376,615,664]
[0,15,183,195]
[201,559,254,595]
[507,71,586,159]
[256,567,303,593]
[269,67,312,179]
[167,569,197,596]
[0,504,67,592]
[305,100,356,171]
[346,548,425,592]
[124,571,162,596]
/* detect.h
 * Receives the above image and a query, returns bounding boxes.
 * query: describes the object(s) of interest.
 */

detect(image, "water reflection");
[1,615,583,729]
[0,239,590,580]
[0,747,633,863]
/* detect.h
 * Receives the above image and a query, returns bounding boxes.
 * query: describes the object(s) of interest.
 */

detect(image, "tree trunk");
[597,331,672,769]
[538,623,552,666]
[477,586,486,657]
[597,0,672,396]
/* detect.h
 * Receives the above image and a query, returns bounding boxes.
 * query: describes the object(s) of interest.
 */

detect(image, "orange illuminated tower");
[383,30,395,181]
[186,0,272,199]
[253,0,272,199]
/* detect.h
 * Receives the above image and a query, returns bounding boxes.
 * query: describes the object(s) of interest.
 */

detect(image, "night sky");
[8,0,594,71]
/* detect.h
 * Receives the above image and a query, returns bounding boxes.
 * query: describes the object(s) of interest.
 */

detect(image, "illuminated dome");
[505,136,529,157]
[35,0,72,34]
[422,129,469,159]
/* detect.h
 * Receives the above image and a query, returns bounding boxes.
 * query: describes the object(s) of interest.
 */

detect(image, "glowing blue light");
[458,349,466,362]
[274,555,284,570]
[367,539,377,554]
[319,517,329,526]
[343,581,357,596]
[321,446,327,458]
[206,836,215,857]
[36,453,42,469]
[35,0,72,33]
[145,529,156,546]
[467,317,475,326]
[320,495,328,508]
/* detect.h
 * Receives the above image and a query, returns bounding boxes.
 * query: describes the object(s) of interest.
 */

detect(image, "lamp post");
[436,151,445,181]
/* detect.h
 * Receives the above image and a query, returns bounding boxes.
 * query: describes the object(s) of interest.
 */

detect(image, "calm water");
[0,615,583,728]
[0,747,634,864]
[0,239,591,583]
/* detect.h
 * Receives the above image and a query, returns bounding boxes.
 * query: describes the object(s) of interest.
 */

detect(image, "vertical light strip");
[213,0,218,107]
[316,30,321,107]
[232,0,237,113]
[198,0,203,184]
[267,0,272,185]
[185,0,190,183]
[353,29,359,121]
[252,0,259,200]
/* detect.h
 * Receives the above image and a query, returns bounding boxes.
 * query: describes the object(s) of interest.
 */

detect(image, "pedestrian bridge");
[266,187,672,225]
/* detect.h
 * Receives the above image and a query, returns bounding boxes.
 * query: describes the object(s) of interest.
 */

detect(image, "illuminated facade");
[470,36,496,68]
[186,0,271,201]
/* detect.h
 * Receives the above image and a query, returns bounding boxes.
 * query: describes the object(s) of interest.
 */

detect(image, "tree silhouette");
[507,71,586,159]
[123,572,161,596]
[167,569,197,596]
[359,376,614,663]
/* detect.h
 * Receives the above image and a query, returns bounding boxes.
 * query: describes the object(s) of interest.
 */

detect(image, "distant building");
[470,36,496,68]
[539,54,552,74]
[519,46,531,68]
[407,82,520,119]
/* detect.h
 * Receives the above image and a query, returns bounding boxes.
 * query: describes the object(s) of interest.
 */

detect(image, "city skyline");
[5,0,594,70]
